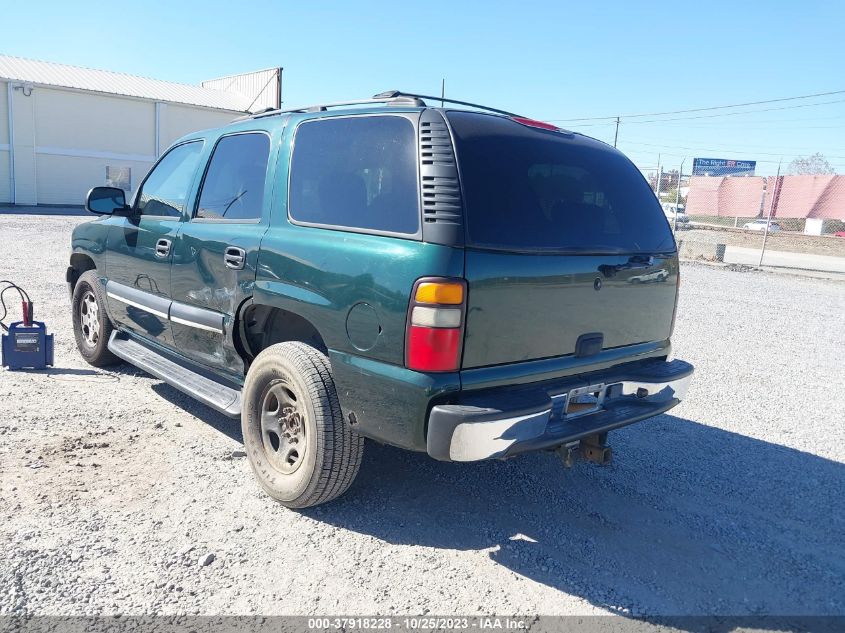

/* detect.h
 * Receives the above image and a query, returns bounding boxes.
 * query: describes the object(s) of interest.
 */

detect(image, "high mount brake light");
[510,116,560,132]
[405,278,467,372]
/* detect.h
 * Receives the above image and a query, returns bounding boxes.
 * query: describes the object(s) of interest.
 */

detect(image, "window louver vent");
[421,176,461,224]
[420,120,456,167]
[418,111,463,245]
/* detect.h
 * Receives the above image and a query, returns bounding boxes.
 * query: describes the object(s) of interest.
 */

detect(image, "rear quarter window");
[448,112,675,253]
[289,116,419,235]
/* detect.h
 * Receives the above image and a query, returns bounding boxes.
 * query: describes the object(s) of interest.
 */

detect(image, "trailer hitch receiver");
[580,433,612,465]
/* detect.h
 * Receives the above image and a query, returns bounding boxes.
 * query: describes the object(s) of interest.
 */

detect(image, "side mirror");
[85,186,128,215]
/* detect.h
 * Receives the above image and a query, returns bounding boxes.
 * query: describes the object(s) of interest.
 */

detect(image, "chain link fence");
[562,103,845,277]
[639,164,845,274]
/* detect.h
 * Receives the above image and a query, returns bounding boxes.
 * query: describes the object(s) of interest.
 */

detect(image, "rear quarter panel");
[255,227,464,365]
[254,226,464,451]
[252,114,464,449]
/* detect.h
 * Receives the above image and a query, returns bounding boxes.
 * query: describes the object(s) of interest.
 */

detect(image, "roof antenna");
[440,78,445,107]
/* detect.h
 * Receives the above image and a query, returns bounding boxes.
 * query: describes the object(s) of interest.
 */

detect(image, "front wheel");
[241,342,364,508]
[72,270,119,367]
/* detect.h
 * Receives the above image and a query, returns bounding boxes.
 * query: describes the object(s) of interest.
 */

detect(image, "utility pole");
[654,154,662,196]
[674,158,686,234]
[613,116,620,147]
[441,78,445,107]
[758,159,782,268]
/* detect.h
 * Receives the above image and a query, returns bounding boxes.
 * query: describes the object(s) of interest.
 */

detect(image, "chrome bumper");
[427,359,693,462]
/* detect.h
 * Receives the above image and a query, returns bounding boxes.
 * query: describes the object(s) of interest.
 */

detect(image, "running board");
[108,332,242,417]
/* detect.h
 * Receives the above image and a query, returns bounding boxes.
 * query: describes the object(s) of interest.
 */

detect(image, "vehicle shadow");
[139,380,845,618]
[0,205,88,216]
[14,367,103,376]
[307,414,845,618]
[150,381,243,443]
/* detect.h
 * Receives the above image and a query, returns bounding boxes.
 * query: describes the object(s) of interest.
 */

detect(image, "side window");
[136,141,203,217]
[289,116,419,234]
[195,133,271,221]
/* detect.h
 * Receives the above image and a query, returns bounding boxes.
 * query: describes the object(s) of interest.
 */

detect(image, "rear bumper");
[426,359,693,462]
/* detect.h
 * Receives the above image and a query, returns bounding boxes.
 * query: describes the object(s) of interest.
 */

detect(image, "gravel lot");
[1,214,844,618]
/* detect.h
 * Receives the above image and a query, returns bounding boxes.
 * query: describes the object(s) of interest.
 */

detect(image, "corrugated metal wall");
[201,68,281,112]
[686,176,765,218]
[0,81,10,203]
[3,84,237,206]
[9,83,37,205]
[687,175,845,220]
[763,175,845,219]
[159,103,236,147]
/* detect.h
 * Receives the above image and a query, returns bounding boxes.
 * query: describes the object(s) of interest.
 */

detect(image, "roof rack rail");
[372,91,524,117]
[233,94,426,121]
[232,90,529,122]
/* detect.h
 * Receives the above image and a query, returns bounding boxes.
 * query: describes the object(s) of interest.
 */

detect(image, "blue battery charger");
[1,321,54,370]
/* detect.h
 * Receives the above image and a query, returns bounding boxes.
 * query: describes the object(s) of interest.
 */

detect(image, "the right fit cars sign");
[692,158,756,176]
[692,158,757,176]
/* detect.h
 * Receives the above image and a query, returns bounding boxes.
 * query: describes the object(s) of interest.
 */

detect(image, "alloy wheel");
[79,290,100,347]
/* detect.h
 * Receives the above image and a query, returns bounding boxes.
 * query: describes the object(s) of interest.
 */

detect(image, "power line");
[645,114,845,126]
[625,151,845,169]
[624,122,845,131]
[545,88,845,123]
[621,145,845,168]
[600,115,845,130]
[622,136,840,150]
[562,98,845,127]
[619,138,845,160]
[619,98,845,124]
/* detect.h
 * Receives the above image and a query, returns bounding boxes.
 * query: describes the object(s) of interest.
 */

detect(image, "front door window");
[136,141,204,217]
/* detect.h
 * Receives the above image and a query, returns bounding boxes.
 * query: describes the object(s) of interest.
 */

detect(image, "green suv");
[67,91,693,508]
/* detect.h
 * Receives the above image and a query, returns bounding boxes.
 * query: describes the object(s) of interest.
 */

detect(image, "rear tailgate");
[446,111,678,369]
[462,250,677,368]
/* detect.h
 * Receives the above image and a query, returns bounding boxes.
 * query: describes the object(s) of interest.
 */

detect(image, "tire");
[72,270,120,367]
[241,342,364,508]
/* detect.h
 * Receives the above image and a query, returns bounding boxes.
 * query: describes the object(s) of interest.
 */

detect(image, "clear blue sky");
[3,0,844,175]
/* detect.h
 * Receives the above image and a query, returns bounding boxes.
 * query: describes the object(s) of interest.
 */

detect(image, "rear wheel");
[241,342,364,508]
[72,270,119,367]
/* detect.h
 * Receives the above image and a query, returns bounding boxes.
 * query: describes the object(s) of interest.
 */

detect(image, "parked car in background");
[661,204,690,229]
[67,91,693,508]
[743,218,780,232]
[629,269,669,284]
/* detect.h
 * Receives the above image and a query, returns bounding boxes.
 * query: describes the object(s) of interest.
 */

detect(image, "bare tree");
[787,153,836,175]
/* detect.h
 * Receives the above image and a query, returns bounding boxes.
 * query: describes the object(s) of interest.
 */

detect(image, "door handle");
[224,246,246,270]
[155,238,171,258]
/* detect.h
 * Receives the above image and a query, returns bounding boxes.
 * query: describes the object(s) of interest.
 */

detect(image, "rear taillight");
[405,278,466,372]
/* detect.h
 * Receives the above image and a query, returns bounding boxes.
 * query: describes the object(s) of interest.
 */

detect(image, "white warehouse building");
[0,55,281,206]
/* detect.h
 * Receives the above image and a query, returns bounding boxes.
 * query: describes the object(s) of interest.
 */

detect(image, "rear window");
[289,116,419,235]
[448,112,675,253]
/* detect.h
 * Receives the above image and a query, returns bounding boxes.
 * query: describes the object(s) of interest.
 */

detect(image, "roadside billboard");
[692,158,756,177]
